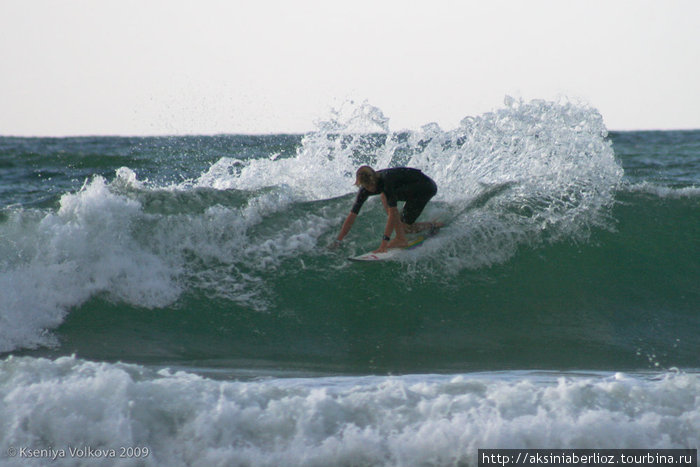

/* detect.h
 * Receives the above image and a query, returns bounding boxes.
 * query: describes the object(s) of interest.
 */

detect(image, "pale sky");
[1,0,699,136]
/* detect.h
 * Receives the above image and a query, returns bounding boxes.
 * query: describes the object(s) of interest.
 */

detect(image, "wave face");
[1,100,698,373]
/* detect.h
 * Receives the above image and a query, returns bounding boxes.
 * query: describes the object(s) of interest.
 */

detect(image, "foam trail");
[0,357,698,467]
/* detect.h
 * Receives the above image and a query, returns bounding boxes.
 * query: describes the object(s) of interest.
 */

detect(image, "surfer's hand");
[328,239,342,250]
[373,244,388,253]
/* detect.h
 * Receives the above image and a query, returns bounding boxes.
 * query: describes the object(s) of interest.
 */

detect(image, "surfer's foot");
[387,238,408,249]
[403,222,433,234]
[428,221,444,235]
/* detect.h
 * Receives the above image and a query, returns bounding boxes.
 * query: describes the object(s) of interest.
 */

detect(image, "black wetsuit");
[351,167,437,224]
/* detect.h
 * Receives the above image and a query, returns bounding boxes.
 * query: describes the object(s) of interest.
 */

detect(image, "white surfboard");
[348,234,433,262]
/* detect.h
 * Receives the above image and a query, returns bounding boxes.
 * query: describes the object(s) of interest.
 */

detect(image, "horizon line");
[2,127,699,139]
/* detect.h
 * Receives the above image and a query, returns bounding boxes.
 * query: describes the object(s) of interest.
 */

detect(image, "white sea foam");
[0,356,698,467]
[625,181,700,199]
[0,174,181,353]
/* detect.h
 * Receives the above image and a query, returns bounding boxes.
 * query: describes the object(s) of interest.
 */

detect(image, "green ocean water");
[32,189,700,373]
[1,102,698,374]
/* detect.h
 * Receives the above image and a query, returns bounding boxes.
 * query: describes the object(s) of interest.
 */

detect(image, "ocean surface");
[1,99,698,466]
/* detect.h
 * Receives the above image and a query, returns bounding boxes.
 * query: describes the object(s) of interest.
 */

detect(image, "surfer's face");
[363,181,377,192]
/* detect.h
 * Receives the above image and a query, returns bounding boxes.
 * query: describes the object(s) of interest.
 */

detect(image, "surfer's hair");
[355,166,377,187]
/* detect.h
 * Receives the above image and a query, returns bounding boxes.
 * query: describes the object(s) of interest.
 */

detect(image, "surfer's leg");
[401,198,428,225]
[387,222,408,248]
[400,178,437,231]
[384,206,408,249]
[401,196,434,233]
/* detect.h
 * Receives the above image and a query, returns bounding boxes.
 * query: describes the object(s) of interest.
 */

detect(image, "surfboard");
[348,232,435,262]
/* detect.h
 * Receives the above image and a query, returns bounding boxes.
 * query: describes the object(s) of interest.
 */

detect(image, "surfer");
[335,166,439,253]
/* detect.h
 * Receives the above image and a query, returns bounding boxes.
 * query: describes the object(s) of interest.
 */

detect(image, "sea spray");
[195,97,623,271]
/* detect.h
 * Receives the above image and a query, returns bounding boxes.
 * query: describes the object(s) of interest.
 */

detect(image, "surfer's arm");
[375,206,402,253]
[334,188,368,246]
[380,193,389,214]
[336,212,357,243]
